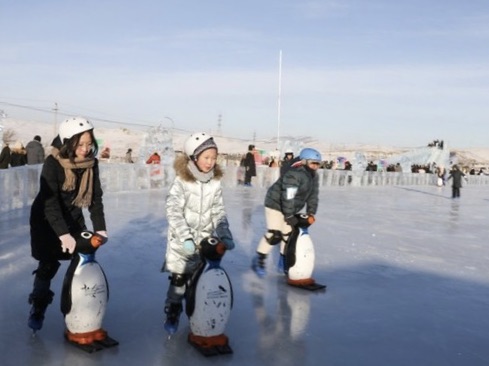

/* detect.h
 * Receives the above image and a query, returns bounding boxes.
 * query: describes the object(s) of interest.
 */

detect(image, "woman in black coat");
[243,144,256,186]
[27,117,107,332]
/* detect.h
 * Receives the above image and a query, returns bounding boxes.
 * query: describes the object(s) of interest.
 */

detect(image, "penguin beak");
[216,242,226,255]
[91,234,106,248]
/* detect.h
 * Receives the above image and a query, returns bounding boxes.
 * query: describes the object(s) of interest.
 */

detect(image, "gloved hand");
[222,238,235,250]
[183,239,196,253]
[59,234,76,254]
[96,230,108,239]
[285,215,299,228]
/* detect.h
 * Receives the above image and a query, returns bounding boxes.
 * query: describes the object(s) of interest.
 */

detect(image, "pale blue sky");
[1,0,488,148]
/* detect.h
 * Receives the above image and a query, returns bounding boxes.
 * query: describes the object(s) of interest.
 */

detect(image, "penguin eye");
[208,237,219,246]
[81,232,92,239]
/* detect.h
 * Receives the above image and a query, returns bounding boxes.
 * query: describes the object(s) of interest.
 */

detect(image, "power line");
[0,100,259,144]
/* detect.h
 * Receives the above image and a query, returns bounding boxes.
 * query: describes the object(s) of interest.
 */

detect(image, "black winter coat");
[447,169,465,188]
[264,160,319,218]
[10,152,27,167]
[30,155,106,261]
[0,146,10,169]
[244,152,256,177]
[25,140,45,165]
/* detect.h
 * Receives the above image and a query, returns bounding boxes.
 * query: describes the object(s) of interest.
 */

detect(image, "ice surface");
[1,184,488,366]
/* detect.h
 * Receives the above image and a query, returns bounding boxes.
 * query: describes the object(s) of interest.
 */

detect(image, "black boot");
[28,274,54,332]
[164,303,183,335]
[28,290,54,332]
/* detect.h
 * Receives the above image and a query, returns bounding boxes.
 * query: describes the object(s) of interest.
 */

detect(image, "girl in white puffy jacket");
[162,132,235,334]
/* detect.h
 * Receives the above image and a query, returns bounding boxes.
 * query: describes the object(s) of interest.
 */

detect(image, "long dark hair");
[58,129,99,162]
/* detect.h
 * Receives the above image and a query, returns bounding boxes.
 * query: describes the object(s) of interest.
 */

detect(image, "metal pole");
[53,102,58,137]
[277,50,282,150]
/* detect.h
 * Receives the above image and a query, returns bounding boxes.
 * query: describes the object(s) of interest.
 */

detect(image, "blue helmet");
[299,148,322,162]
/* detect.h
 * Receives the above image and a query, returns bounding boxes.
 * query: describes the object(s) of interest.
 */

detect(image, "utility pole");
[53,102,58,137]
[217,114,222,136]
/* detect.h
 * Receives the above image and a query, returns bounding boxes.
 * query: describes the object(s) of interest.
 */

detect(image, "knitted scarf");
[52,149,95,208]
[187,160,214,183]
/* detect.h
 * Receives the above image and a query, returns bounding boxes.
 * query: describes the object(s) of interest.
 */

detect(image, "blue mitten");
[183,239,195,253]
[222,238,235,250]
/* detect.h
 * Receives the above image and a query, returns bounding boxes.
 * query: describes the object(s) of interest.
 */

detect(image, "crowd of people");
[427,139,444,149]
[0,135,45,169]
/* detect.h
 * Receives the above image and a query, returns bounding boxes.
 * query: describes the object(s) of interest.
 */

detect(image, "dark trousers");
[244,171,253,185]
[452,187,460,198]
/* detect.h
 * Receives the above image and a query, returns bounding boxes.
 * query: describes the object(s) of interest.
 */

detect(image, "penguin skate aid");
[251,147,326,290]
[26,117,117,349]
[61,231,119,352]
[161,132,236,352]
[183,237,234,356]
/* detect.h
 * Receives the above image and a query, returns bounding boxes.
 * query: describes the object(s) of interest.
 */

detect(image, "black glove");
[285,215,299,227]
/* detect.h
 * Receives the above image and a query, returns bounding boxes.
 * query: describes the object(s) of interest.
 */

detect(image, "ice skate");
[27,290,54,333]
[164,303,182,335]
[251,254,266,278]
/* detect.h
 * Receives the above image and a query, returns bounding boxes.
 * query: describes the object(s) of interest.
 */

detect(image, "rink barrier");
[1,164,489,212]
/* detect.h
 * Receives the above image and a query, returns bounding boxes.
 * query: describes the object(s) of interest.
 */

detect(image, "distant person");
[280,149,294,176]
[125,148,134,163]
[27,117,108,332]
[25,135,45,165]
[162,132,235,334]
[100,147,111,159]
[0,143,11,169]
[446,165,466,199]
[9,141,27,167]
[146,152,161,165]
[243,144,256,186]
[251,148,321,277]
[269,157,278,168]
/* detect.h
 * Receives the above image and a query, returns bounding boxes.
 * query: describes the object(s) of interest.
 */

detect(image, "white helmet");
[59,117,94,142]
[184,132,216,157]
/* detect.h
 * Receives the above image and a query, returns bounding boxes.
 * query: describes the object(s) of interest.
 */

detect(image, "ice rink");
[1,183,488,366]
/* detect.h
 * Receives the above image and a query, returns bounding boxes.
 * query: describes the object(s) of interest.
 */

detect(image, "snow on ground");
[2,117,489,165]
[1,184,489,366]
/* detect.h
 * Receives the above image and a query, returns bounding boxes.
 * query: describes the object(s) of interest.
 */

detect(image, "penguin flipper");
[60,256,80,315]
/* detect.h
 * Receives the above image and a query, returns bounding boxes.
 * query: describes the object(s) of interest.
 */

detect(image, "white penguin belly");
[65,262,107,334]
[189,268,232,337]
[288,231,315,281]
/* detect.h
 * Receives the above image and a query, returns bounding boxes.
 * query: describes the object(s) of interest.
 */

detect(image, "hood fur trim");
[173,154,223,182]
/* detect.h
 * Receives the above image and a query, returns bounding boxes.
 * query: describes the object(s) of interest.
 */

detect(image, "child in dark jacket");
[251,148,321,277]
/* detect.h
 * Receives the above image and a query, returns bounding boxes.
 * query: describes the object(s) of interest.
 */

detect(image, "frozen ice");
[0,169,489,365]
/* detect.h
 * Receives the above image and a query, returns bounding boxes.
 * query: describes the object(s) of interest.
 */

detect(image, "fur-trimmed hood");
[173,153,224,182]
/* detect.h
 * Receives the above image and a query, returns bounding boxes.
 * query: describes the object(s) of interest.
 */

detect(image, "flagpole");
[277,50,282,150]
